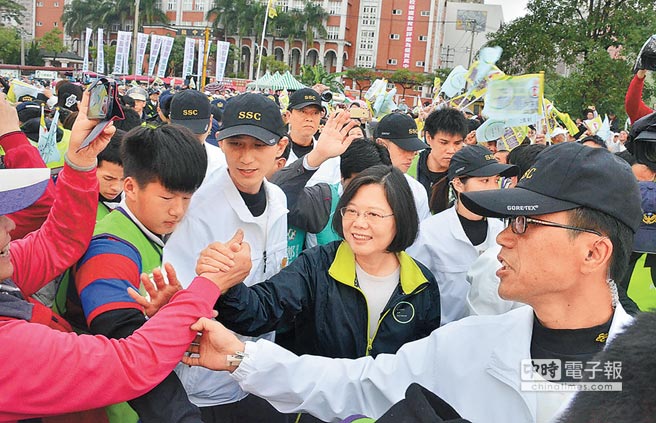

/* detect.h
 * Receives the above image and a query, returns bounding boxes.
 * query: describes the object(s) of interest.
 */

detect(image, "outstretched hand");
[67,89,116,169]
[128,263,184,317]
[182,318,246,372]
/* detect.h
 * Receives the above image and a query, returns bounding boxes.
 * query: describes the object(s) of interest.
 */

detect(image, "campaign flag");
[498,126,529,152]
[268,0,277,19]
[584,115,603,135]
[483,73,544,127]
[157,36,174,78]
[215,41,231,82]
[135,33,149,76]
[113,31,132,74]
[148,35,162,76]
[197,39,205,81]
[37,107,61,165]
[439,65,467,98]
[97,28,105,74]
[82,27,92,72]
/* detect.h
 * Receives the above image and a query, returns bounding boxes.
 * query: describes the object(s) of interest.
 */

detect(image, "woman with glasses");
[407,144,519,325]
[209,165,440,364]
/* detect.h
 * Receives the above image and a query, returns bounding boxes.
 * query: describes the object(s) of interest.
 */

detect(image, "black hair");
[568,207,633,282]
[508,144,547,177]
[558,311,656,422]
[120,124,207,193]
[423,107,468,138]
[210,104,223,123]
[98,129,125,166]
[333,165,418,252]
[114,108,143,132]
[579,135,607,149]
[159,95,173,118]
[615,150,637,166]
[467,118,481,133]
[340,138,392,180]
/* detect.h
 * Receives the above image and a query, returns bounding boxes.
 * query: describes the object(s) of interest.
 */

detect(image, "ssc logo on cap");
[182,109,199,116]
[238,111,262,121]
[408,128,418,135]
[304,95,317,100]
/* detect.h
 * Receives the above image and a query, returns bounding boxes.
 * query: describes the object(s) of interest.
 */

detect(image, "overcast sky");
[486,0,529,23]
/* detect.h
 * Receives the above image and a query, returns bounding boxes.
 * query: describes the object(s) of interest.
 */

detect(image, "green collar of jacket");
[328,241,428,294]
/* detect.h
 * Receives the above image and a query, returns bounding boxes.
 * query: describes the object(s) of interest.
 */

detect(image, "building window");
[416,61,425,67]
[167,0,175,10]
[421,10,429,16]
[53,21,58,27]
[362,6,377,26]
[194,1,204,11]
[357,54,373,67]
[182,0,192,10]
[278,0,289,12]
[388,59,397,65]
[36,21,43,26]
[111,23,120,31]
[392,9,402,15]
[328,0,340,15]
[36,2,43,6]
[125,23,132,31]
[418,35,427,41]
[54,1,59,6]
[327,26,339,40]
[389,34,400,40]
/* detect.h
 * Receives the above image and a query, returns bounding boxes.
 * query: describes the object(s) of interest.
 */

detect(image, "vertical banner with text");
[215,41,230,82]
[113,31,132,75]
[156,36,174,78]
[97,28,104,74]
[403,0,416,69]
[197,39,205,82]
[148,34,162,76]
[182,37,196,80]
[135,33,149,76]
[82,27,92,72]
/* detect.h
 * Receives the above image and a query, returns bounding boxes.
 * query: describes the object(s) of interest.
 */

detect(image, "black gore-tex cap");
[288,88,322,110]
[461,142,643,232]
[448,144,519,181]
[217,93,286,145]
[374,113,428,152]
[170,90,212,134]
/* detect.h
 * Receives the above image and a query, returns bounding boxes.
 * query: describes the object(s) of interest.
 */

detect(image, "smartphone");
[349,107,368,119]
[87,78,113,120]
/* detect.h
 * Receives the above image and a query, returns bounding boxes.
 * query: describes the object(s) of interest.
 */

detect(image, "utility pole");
[466,19,477,68]
[20,31,25,66]
[132,0,140,76]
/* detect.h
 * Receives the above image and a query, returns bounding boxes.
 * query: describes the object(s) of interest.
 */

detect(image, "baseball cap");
[126,86,148,102]
[288,88,322,110]
[461,142,643,232]
[630,112,656,143]
[21,117,63,143]
[634,182,656,253]
[448,145,519,181]
[374,113,428,152]
[217,93,286,145]
[16,101,42,123]
[170,90,212,134]
[158,90,174,118]
[0,168,50,215]
[56,83,83,111]
[550,127,568,138]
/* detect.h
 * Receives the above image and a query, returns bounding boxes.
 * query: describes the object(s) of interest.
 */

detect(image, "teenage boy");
[163,93,289,423]
[374,112,431,221]
[408,107,468,214]
[96,130,125,221]
[72,125,208,423]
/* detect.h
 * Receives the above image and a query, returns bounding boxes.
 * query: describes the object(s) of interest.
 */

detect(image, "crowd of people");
[0,65,655,423]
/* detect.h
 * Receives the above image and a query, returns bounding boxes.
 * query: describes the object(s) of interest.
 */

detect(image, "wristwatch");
[226,351,247,367]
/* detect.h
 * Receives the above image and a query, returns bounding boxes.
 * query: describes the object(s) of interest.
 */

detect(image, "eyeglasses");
[505,216,603,236]
[339,207,394,222]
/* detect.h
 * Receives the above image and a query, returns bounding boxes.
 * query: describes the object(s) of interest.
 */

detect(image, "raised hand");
[127,263,184,318]
[306,109,360,168]
[0,93,21,137]
[182,318,246,372]
[67,89,116,169]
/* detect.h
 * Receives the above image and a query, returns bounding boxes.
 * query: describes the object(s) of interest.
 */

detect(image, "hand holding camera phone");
[78,77,125,151]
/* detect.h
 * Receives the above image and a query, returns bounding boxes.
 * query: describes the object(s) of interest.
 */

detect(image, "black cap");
[630,112,656,143]
[634,182,656,253]
[448,145,519,181]
[217,93,286,145]
[288,88,322,110]
[461,143,643,232]
[56,83,83,111]
[170,90,212,134]
[374,113,428,152]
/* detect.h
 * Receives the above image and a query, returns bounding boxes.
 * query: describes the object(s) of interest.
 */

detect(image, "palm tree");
[301,0,328,47]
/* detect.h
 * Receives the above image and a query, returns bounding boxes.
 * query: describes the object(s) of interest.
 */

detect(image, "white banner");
[197,39,204,82]
[148,34,162,76]
[215,41,230,82]
[157,36,174,78]
[113,31,132,75]
[182,37,196,80]
[82,27,92,72]
[97,28,104,74]
[135,33,149,76]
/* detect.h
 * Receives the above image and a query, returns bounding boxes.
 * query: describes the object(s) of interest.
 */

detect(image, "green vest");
[96,201,111,222]
[94,209,164,423]
[407,154,420,179]
[29,128,70,170]
[314,182,342,246]
[627,253,656,311]
[287,225,306,264]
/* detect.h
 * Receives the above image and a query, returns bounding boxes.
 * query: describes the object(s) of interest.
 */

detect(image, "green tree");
[0,0,25,24]
[39,29,67,62]
[486,0,656,117]
[300,0,328,46]
[0,26,20,64]
[25,41,43,66]
[344,67,377,97]
[298,64,344,92]
[259,54,290,73]
[389,69,428,98]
